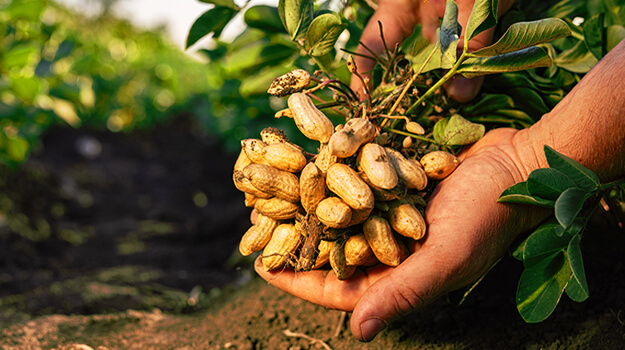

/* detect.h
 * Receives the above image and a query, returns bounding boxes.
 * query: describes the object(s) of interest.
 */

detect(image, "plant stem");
[295,42,332,77]
[383,127,438,144]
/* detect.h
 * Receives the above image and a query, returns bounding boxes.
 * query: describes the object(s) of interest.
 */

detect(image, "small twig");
[378,21,391,60]
[307,93,350,119]
[358,40,388,66]
[333,311,347,338]
[283,329,333,350]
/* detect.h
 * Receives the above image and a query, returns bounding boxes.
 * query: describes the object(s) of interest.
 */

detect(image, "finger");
[351,0,421,99]
[254,256,393,311]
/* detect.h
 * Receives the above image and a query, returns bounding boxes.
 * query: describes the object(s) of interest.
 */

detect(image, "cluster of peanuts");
[232,70,460,280]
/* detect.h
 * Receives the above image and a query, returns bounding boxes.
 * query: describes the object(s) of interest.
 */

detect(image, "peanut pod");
[233,170,272,199]
[254,197,301,220]
[388,199,426,240]
[385,147,428,190]
[260,127,290,145]
[357,143,398,190]
[267,69,311,97]
[363,215,402,266]
[299,162,326,214]
[261,223,301,271]
[312,240,332,269]
[314,143,338,175]
[345,233,376,266]
[360,171,407,202]
[239,213,279,256]
[329,237,357,280]
[420,151,460,180]
[234,148,252,172]
[316,197,352,228]
[243,164,300,203]
[326,163,374,211]
[263,142,307,173]
[241,139,268,164]
[287,93,334,143]
[328,117,376,158]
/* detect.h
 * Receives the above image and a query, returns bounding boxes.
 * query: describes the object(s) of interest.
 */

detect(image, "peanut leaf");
[554,188,587,230]
[566,234,589,302]
[437,114,485,145]
[527,168,577,200]
[520,222,572,267]
[458,47,553,78]
[470,19,571,57]
[465,0,499,46]
[498,182,556,207]
[186,6,237,48]
[278,0,313,41]
[544,145,600,191]
[305,13,347,57]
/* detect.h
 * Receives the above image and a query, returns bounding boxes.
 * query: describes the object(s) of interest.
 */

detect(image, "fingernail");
[360,318,386,342]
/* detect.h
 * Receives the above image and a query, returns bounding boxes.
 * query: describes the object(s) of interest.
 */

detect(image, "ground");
[0,116,624,349]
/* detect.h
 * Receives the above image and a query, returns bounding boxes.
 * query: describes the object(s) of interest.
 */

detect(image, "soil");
[1,116,624,349]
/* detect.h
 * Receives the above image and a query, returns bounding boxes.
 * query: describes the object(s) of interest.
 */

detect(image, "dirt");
[1,116,624,349]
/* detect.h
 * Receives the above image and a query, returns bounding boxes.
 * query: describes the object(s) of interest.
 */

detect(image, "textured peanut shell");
[243,164,300,203]
[239,214,279,256]
[420,151,460,180]
[263,142,307,173]
[363,215,402,266]
[388,200,426,240]
[328,118,376,158]
[267,69,310,97]
[234,149,252,172]
[232,170,272,199]
[312,240,332,269]
[254,197,300,220]
[385,147,428,190]
[406,121,425,135]
[345,233,375,266]
[244,193,257,208]
[357,143,398,190]
[347,205,373,227]
[316,197,352,228]
[260,127,290,144]
[359,172,407,202]
[299,162,326,214]
[314,143,338,175]
[241,139,268,164]
[261,223,301,271]
[326,163,374,211]
[329,238,357,280]
[287,93,334,143]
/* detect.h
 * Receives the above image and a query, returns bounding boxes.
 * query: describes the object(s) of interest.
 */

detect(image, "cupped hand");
[350,0,514,101]
[255,127,551,341]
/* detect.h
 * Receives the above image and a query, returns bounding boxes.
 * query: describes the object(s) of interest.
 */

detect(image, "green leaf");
[465,0,499,46]
[7,0,47,21]
[471,19,571,57]
[566,235,589,302]
[432,117,450,144]
[508,87,550,117]
[522,222,573,267]
[492,109,535,124]
[222,41,296,76]
[4,43,40,70]
[244,5,285,33]
[198,0,239,10]
[1,134,30,163]
[544,145,600,191]
[554,40,598,73]
[517,251,571,323]
[186,6,238,48]
[278,0,313,41]
[527,168,577,200]
[607,25,625,51]
[10,75,41,103]
[305,13,347,57]
[457,46,552,78]
[461,94,514,115]
[554,188,588,229]
[440,0,461,68]
[439,114,485,145]
[410,42,442,73]
[583,14,605,60]
[498,182,556,207]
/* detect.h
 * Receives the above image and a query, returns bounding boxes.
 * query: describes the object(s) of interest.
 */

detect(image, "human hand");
[254,127,551,341]
[350,0,514,101]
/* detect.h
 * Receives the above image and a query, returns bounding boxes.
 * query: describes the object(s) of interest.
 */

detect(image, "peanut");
[345,233,375,266]
[287,93,334,143]
[254,197,301,220]
[328,117,376,158]
[326,163,374,211]
[262,142,307,173]
[260,127,290,144]
[420,151,460,180]
[261,223,301,271]
[299,162,326,214]
[243,164,300,203]
[234,148,252,172]
[314,143,338,175]
[363,215,402,266]
[312,240,332,269]
[402,136,413,149]
[232,170,272,199]
[316,197,352,228]
[385,147,428,190]
[239,213,279,256]
[359,172,407,202]
[357,143,398,190]
[330,237,357,280]
[244,193,257,208]
[388,199,426,240]
[267,69,311,97]
[241,139,268,164]
[347,206,373,226]
[406,121,425,135]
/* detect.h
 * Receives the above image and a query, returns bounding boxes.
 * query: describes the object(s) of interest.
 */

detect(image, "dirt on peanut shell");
[1,115,624,349]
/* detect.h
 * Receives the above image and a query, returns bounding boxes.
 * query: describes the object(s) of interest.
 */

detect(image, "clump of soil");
[1,116,624,349]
